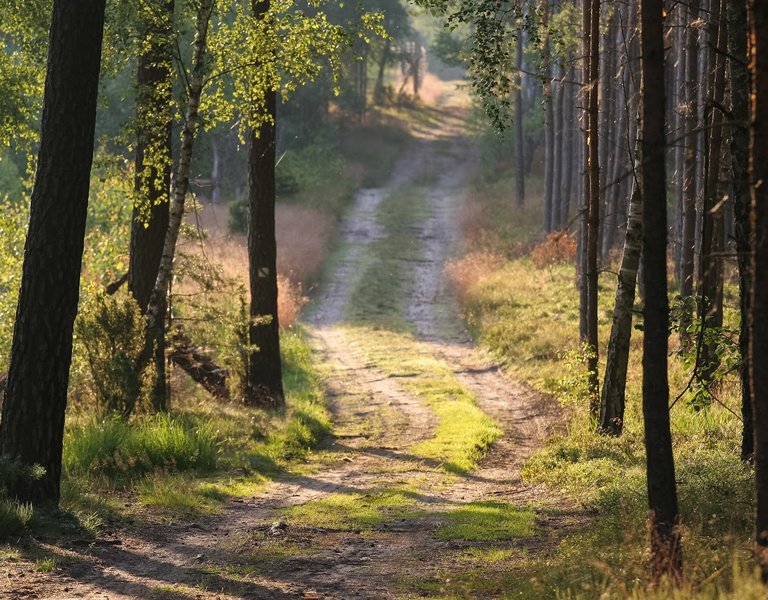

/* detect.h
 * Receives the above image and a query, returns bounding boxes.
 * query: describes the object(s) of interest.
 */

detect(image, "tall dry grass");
[183,202,326,327]
[275,204,332,286]
[444,250,505,306]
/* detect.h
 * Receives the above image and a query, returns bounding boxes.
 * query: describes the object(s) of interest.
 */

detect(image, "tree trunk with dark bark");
[680,0,701,344]
[599,114,641,436]
[515,29,525,208]
[727,0,752,461]
[543,3,555,233]
[245,0,284,409]
[586,0,601,415]
[698,0,727,386]
[0,0,106,503]
[641,0,682,580]
[749,0,768,578]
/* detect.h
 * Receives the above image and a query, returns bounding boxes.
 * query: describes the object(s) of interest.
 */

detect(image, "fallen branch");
[168,326,230,401]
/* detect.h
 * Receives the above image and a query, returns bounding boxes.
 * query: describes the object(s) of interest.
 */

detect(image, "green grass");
[435,501,536,541]
[0,496,33,539]
[58,327,331,522]
[287,487,419,530]
[446,176,760,596]
[34,557,58,573]
[63,414,219,480]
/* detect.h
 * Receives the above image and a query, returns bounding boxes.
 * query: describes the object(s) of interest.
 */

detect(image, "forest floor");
[0,84,585,599]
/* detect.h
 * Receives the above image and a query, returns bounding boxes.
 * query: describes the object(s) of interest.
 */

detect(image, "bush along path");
[1,97,581,600]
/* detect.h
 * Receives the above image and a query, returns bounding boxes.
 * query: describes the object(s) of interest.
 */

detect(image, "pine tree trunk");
[727,0,753,461]
[560,66,575,228]
[586,0,601,414]
[552,67,563,229]
[579,0,591,342]
[680,0,701,342]
[129,0,174,412]
[698,0,727,385]
[0,0,106,503]
[515,29,525,208]
[245,0,284,408]
[749,0,768,578]
[599,114,641,436]
[640,0,682,580]
[145,0,214,362]
[543,3,555,233]
[374,39,390,104]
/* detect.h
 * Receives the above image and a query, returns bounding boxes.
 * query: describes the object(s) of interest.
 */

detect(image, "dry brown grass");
[444,250,505,305]
[180,202,326,328]
[276,274,307,329]
[530,231,577,269]
[275,204,332,287]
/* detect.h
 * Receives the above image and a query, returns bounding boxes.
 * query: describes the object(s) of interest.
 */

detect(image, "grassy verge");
[443,172,758,597]
[21,327,331,539]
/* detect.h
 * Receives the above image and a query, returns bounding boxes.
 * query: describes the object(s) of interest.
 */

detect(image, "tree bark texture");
[698,0,727,385]
[680,0,701,342]
[641,0,683,580]
[726,0,753,460]
[515,29,525,208]
[586,0,601,415]
[0,0,106,503]
[749,0,768,578]
[599,117,642,436]
[246,87,284,408]
[245,0,284,409]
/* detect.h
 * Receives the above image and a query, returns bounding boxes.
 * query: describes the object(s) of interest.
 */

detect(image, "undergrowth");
[53,327,330,527]
[443,173,759,597]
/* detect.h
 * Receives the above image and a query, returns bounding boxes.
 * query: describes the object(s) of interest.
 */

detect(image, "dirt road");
[2,91,569,600]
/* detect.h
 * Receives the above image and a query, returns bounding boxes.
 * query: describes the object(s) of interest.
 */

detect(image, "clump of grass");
[0,497,33,539]
[444,250,505,308]
[63,414,218,481]
[345,327,500,474]
[137,474,224,516]
[34,557,58,572]
[530,230,577,269]
[287,487,417,530]
[277,273,308,329]
[435,501,536,541]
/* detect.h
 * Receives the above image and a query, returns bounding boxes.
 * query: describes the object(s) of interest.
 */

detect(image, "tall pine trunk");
[680,0,701,344]
[641,0,682,579]
[586,0,601,414]
[698,0,727,385]
[245,0,284,408]
[726,0,753,461]
[749,0,768,578]
[0,0,107,503]
[515,29,525,207]
[599,114,641,435]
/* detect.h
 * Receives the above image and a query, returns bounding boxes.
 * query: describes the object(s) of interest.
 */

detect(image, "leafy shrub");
[0,199,28,372]
[74,292,150,418]
[531,230,577,269]
[0,497,33,538]
[64,414,218,480]
[0,457,42,538]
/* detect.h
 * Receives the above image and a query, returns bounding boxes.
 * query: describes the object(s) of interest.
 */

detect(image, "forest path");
[2,87,572,600]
